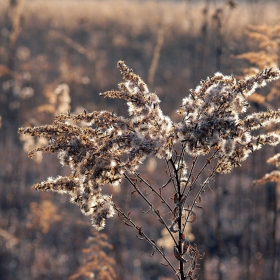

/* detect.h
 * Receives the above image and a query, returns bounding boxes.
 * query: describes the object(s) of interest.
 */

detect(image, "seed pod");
[173,193,179,205]
[173,246,187,263]
[136,226,144,236]
[179,195,187,206]
[124,221,133,227]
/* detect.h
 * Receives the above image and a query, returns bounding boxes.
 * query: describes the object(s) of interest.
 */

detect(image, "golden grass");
[1,0,280,36]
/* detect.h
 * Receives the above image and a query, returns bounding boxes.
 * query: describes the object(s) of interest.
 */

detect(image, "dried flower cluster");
[19,61,280,230]
[254,153,280,185]
[236,24,280,105]
[69,230,116,280]
[19,61,280,279]
[176,69,280,173]
[237,24,280,190]
[27,200,62,234]
[19,83,71,163]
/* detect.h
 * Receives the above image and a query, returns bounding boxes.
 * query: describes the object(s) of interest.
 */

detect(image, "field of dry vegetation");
[0,0,280,279]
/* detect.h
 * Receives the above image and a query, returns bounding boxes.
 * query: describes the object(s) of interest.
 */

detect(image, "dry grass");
[1,0,280,36]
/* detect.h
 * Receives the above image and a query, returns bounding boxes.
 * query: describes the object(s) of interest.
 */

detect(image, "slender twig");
[113,205,178,277]
[165,158,178,192]
[182,155,198,194]
[124,173,178,247]
[183,164,219,232]
[169,158,182,193]
[183,149,220,198]
[49,30,96,61]
[134,172,173,214]
[162,176,174,188]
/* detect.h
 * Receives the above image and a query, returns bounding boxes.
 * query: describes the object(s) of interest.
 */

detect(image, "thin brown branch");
[183,164,219,232]
[124,173,178,247]
[114,204,178,277]
[134,172,173,214]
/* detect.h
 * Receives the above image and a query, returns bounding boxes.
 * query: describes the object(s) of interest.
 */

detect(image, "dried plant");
[20,83,71,163]
[237,22,280,202]
[27,200,62,234]
[69,230,116,280]
[236,24,280,106]
[19,61,280,279]
[7,0,25,69]
[148,26,165,89]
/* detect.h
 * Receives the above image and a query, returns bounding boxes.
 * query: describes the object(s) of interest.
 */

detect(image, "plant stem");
[170,157,186,280]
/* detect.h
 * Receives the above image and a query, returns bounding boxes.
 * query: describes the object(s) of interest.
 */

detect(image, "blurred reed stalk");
[1,0,25,145]
[7,0,24,70]
[148,26,165,89]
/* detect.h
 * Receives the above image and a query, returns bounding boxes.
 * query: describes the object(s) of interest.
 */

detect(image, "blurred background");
[0,0,280,279]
